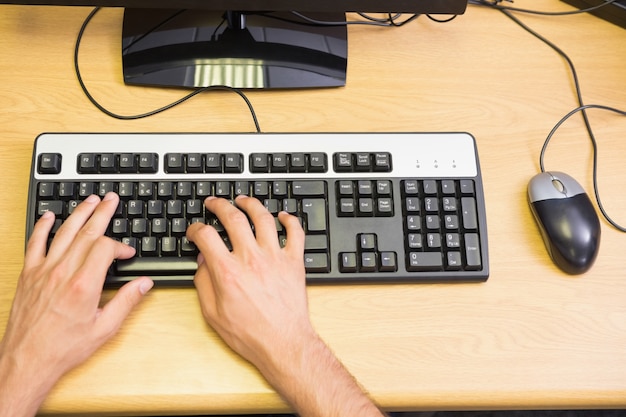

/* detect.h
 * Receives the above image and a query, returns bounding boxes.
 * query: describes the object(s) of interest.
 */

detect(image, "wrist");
[255,330,384,417]
[0,342,58,417]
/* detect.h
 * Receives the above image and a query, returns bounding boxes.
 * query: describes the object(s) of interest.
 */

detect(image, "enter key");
[302,198,327,232]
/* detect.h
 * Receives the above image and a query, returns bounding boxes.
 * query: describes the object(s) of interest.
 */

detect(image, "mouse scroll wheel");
[552,179,566,194]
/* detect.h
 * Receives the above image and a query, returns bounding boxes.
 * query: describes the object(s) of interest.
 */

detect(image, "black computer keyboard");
[27,132,489,286]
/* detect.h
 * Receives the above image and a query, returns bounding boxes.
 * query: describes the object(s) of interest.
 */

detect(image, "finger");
[204,197,257,251]
[94,277,154,342]
[71,236,137,293]
[23,211,55,271]
[278,211,305,256]
[46,194,101,260]
[186,222,232,262]
[235,195,280,249]
[193,256,218,324]
[70,192,119,247]
[62,193,121,265]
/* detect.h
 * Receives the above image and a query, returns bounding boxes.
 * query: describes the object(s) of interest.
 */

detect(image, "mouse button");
[551,179,565,194]
[528,172,567,202]
[549,171,586,197]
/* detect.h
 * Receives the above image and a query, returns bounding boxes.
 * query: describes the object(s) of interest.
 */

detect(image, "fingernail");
[41,210,55,220]
[139,279,154,295]
[103,192,116,201]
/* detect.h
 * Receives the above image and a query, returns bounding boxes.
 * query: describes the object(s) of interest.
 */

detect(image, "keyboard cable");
[73,7,262,133]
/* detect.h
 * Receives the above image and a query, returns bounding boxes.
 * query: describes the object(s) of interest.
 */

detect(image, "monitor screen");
[1,0,468,89]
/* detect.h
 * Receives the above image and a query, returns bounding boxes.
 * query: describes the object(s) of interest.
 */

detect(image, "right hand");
[185,195,315,370]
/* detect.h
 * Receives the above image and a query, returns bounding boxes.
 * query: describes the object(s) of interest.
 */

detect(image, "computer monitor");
[1,0,468,89]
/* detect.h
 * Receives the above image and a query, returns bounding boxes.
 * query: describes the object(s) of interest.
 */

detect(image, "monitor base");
[121,9,348,89]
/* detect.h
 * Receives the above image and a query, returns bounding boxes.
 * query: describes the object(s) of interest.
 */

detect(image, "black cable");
[469,0,621,16]
[497,9,594,139]
[426,14,458,23]
[473,2,626,231]
[74,7,262,133]
[287,11,421,27]
[539,104,626,232]
[357,12,403,23]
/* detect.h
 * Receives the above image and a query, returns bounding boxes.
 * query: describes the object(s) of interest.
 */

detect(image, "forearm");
[259,331,386,417]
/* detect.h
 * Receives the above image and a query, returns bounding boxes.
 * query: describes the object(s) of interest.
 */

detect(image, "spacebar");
[115,257,198,275]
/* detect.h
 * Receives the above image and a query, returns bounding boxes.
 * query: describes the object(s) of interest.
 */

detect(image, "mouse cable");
[540,104,626,232]
[496,9,594,144]
[74,7,262,133]
[482,6,626,232]
[469,0,622,16]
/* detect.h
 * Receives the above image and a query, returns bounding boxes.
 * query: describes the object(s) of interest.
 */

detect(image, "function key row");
[39,151,394,175]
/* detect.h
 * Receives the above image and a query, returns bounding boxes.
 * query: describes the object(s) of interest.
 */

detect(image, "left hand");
[0,192,153,417]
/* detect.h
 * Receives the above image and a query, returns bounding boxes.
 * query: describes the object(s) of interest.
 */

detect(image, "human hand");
[186,195,315,372]
[0,192,153,417]
[186,196,386,417]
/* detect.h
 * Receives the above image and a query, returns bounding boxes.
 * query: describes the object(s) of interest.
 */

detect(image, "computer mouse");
[527,171,600,275]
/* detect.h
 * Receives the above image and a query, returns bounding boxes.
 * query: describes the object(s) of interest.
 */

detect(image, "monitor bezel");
[0,0,468,14]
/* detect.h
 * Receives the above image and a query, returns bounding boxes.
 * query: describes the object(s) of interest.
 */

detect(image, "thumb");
[96,277,154,339]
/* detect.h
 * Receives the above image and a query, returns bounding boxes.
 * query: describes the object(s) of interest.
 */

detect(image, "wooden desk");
[1,1,625,414]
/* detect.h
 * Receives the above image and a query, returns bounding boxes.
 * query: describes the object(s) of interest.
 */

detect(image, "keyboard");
[27,132,489,286]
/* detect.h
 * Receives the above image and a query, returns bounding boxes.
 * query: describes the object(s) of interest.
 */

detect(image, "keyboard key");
[304,253,330,273]
[100,153,118,173]
[78,153,97,174]
[379,252,397,272]
[187,153,203,173]
[224,153,243,173]
[461,197,478,230]
[374,152,392,172]
[38,153,62,174]
[271,154,288,172]
[205,154,221,172]
[355,153,371,171]
[290,153,306,172]
[308,153,327,172]
[359,233,377,251]
[165,153,184,173]
[360,252,377,272]
[250,153,269,172]
[407,252,443,271]
[292,181,325,197]
[464,233,482,270]
[302,198,327,232]
[116,256,198,275]
[38,182,56,198]
[138,153,158,173]
[339,252,358,272]
[140,236,158,256]
[38,200,63,216]
[304,234,328,251]
[334,152,353,172]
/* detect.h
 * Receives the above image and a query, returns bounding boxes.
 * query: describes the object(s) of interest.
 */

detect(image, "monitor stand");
[121,9,348,89]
